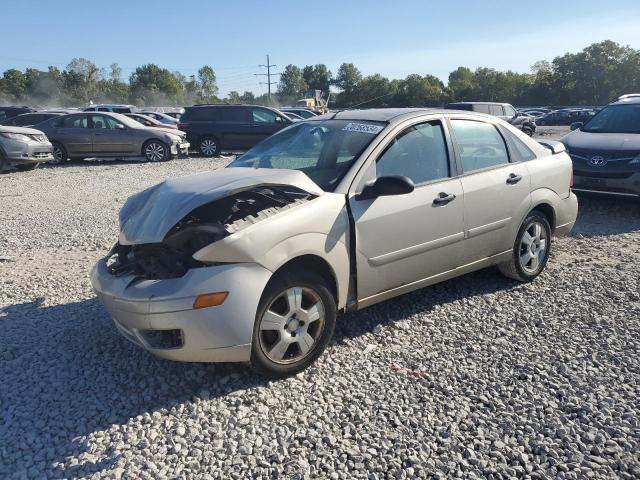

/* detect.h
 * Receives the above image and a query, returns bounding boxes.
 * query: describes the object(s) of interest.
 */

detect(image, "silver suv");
[0,125,53,171]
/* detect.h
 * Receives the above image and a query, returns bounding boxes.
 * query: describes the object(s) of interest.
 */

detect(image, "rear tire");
[251,270,336,377]
[522,126,534,137]
[199,136,220,157]
[50,142,68,165]
[498,211,552,282]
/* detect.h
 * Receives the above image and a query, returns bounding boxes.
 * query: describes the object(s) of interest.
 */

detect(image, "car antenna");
[344,92,394,110]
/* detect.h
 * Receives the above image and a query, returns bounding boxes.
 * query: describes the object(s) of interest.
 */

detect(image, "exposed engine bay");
[106,185,315,279]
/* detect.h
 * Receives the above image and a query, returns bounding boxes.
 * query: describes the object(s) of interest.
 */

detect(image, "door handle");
[507,173,523,184]
[433,192,456,206]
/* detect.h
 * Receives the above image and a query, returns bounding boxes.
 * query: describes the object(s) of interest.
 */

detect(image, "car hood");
[561,129,640,151]
[118,167,324,244]
[0,125,46,135]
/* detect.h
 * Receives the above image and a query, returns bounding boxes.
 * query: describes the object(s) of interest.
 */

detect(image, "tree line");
[1,41,638,108]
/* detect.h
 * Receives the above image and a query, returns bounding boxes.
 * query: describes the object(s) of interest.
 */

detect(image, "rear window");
[183,107,218,121]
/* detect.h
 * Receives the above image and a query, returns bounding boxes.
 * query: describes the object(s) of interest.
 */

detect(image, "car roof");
[446,101,510,106]
[312,107,494,123]
[612,95,640,105]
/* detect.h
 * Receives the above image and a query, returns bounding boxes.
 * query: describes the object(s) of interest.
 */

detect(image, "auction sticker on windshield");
[342,122,384,134]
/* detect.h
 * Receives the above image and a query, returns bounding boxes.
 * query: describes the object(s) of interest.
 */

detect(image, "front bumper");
[91,259,273,362]
[3,139,54,165]
[572,172,640,198]
[170,141,190,156]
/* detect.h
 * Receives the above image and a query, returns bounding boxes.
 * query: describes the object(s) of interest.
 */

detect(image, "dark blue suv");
[178,105,292,157]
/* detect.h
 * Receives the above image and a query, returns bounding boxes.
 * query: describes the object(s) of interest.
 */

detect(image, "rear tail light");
[178,122,187,130]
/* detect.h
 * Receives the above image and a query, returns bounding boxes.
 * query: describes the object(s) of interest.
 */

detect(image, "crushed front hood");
[118,167,323,244]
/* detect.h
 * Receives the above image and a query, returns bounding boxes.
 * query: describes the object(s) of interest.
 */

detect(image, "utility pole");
[254,55,279,104]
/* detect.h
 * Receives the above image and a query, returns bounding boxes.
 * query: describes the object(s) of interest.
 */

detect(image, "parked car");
[444,102,536,136]
[163,111,182,120]
[83,104,137,114]
[178,104,292,157]
[125,113,178,130]
[0,125,53,171]
[280,108,319,119]
[34,112,189,164]
[1,112,64,127]
[561,95,640,198]
[535,110,573,126]
[139,111,179,125]
[91,108,578,376]
[0,106,35,123]
[281,111,304,121]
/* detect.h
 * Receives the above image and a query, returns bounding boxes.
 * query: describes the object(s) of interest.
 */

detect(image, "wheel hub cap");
[519,221,547,274]
[258,286,325,364]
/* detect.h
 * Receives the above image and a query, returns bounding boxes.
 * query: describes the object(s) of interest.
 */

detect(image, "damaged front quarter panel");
[108,168,322,280]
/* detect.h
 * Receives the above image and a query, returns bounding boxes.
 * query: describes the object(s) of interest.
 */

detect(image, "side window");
[450,120,509,173]
[503,105,516,117]
[502,128,537,162]
[252,109,278,124]
[97,107,110,112]
[489,105,504,116]
[61,115,88,128]
[90,115,108,129]
[113,108,130,114]
[220,107,249,123]
[376,121,450,185]
[13,116,31,126]
[102,116,126,129]
[184,107,217,121]
[475,104,490,114]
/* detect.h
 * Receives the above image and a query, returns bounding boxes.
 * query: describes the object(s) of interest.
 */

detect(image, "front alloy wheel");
[144,141,167,162]
[252,271,336,376]
[258,287,326,364]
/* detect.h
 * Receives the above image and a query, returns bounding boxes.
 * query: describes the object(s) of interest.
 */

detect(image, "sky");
[2,0,640,97]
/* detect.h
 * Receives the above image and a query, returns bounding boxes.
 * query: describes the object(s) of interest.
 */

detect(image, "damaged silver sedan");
[91,108,578,376]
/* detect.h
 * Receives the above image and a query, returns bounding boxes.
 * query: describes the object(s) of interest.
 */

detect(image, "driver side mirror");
[570,122,583,131]
[358,175,415,200]
[115,123,125,130]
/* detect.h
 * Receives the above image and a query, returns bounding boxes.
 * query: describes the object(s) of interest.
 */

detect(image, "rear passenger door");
[448,118,531,262]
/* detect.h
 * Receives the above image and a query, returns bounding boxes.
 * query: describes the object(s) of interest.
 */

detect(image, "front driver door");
[348,119,466,302]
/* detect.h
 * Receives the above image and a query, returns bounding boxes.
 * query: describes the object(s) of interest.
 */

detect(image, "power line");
[254,55,280,103]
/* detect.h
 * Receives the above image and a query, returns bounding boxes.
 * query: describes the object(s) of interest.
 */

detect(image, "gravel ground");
[1,136,639,478]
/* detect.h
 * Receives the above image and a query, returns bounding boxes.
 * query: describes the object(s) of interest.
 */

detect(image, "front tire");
[498,211,552,282]
[251,270,336,377]
[198,136,220,157]
[50,142,68,165]
[143,140,169,162]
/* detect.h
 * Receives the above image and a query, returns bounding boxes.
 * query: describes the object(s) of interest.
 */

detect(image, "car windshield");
[581,104,640,134]
[227,119,386,191]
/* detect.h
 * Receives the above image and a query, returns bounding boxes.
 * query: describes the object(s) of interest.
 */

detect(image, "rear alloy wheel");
[522,127,534,137]
[199,137,220,157]
[252,271,336,376]
[144,140,168,162]
[50,142,68,165]
[499,211,551,282]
